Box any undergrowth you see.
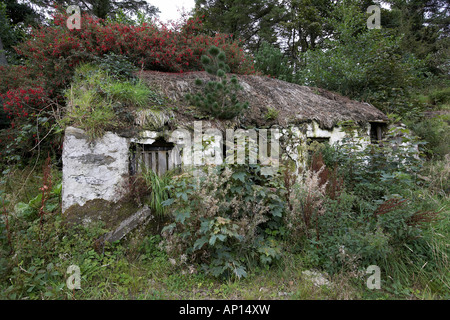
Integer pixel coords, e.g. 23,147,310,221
0,126,448,300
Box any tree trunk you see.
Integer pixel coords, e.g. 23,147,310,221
0,35,8,66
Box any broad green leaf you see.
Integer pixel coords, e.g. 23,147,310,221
209,234,217,246
233,266,247,279
51,183,62,196
175,210,190,224
232,172,246,183
29,194,43,208
193,237,208,250
161,198,174,207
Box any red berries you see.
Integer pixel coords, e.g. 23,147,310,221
0,87,46,120
16,11,255,76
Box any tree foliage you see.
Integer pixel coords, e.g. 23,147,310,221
295,1,424,115
186,46,249,119
382,0,450,75
194,0,285,51
0,0,38,65
28,0,160,20
278,0,334,61
254,42,294,82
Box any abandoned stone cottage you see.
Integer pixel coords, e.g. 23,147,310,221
61,71,389,216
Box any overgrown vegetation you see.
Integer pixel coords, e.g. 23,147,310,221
288,136,449,296
62,58,165,140
0,0,449,301
0,127,448,299
140,167,174,219
160,163,285,279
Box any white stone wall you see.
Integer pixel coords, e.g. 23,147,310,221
305,121,371,147
62,127,183,213
62,127,130,212
62,121,373,212
279,121,372,173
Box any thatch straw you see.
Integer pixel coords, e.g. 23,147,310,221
139,71,388,130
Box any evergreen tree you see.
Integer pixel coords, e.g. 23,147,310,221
278,0,333,62
254,42,294,82
186,46,249,119
194,0,285,51
0,0,38,65
29,0,159,20
295,0,422,115
383,0,450,75
3,0,38,25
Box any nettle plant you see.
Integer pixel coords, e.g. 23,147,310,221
186,46,249,119
161,163,285,279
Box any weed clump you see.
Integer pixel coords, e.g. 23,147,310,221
63,61,165,140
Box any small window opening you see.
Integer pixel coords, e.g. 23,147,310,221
130,138,175,176
307,137,330,145
307,137,330,158
370,122,386,143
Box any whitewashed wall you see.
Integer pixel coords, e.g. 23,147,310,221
62,121,373,212
62,127,130,212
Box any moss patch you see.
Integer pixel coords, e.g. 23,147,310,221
63,199,141,230
63,198,171,238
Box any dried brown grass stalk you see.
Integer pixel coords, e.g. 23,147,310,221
374,198,408,216
310,151,343,200
283,165,297,212
374,198,441,228
407,209,442,227
287,164,327,241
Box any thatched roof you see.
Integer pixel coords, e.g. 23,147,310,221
139,71,388,130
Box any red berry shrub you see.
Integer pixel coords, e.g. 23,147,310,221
1,87,47,120
0,66,37,92
0,83,53,165
15,10,255,93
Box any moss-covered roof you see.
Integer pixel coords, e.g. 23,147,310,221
139,71,389,130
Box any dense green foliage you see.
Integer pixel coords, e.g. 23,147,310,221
283,135,448,294
296,9,423,115
194,0,285,51
186,46,249,119
254,42,294,82
161,163,285,279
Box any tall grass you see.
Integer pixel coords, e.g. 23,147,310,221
103,80,151,108
141,167,173,219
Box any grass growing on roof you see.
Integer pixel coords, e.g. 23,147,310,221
63,63,164,140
